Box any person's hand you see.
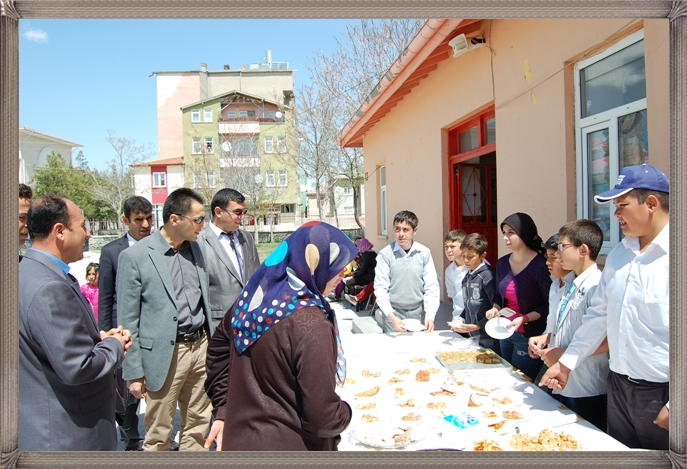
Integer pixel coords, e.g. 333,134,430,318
100,325,123,340
653,405,669,431
539,346,566,367
528,334,549,359
101,326,128,351
451,324,480,334
121,329,133,354
204,419,224,450
388,313,407,333
424,319,435,333
485,307,500,320
538,361,570,391
507,315,525,330
128,378,147,399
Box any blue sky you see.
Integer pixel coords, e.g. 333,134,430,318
19,19,356,170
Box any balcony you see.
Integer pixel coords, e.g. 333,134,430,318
218,121,260,135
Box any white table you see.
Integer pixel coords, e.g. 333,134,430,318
336,331,628,452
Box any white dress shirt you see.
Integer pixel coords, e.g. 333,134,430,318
559,223,669,383
544,271,576,335
445,262,468,320
209,221,243,277
374,241,440,321
126,232,138,247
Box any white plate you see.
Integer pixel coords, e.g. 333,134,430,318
485,317,515,339
447,319,464,328
402,318,426,332
349,422,428,449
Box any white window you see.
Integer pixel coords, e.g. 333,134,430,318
234,137,258,156
191,109,201,122
193,172,203,188
575,30,647,253
278,170,287,187
192,137,201,154
277,136,287,153
268,111,276,119
239,110,248,118
379,165,387,235
153,172,166,188
207,171,215,188
264,136,274,153
228,111,236,118
266,170,275,187
343,186,353,195
204,137,214,153
204,108,212,122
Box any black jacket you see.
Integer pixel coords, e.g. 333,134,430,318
461,262,499,346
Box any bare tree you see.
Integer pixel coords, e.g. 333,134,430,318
89,130,154,233
298,19,426,234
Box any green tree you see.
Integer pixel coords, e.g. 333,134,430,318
31,152,116,223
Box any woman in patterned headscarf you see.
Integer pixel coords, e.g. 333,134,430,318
205,221,358,451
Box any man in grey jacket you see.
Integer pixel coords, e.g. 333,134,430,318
197,188,260,336
19,196,130,450
117,188,212,451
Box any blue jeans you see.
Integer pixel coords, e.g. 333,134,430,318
499,332,542,381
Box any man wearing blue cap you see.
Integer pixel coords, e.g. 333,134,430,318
540,164,670,450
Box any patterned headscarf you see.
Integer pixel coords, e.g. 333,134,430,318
355,237,374,254
231,221,358,385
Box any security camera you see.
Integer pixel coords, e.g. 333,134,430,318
470,37,486,46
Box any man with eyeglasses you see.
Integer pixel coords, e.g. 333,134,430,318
117,188,213,451
197,188,260,336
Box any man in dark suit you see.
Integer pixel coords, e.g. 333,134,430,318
118,188,212,451
19,183,32,248
98,195,153,450
197,188,260,336
19,196,131,450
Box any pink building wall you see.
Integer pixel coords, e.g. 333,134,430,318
157,73,200,159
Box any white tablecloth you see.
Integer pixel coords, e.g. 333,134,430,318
336,331,628,452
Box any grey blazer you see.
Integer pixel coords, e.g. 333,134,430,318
117,231,211,393
197,226,260,336
19,249,123,451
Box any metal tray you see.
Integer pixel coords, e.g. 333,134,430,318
435,351,512,372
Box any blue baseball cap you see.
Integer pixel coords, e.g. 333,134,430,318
594,164,670,204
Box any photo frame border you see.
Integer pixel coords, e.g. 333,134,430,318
1,1,685,467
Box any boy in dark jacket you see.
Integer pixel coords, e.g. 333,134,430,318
450,233,499,350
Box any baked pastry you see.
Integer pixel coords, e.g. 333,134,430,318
509,429,581,451
488,420,508,431
355,402,377,410
398,399,415,408
427,367,441,374
395,369,411,375
473,439,503,451
482,411,498,420
388,377,403,384
427,402,447,409
430,389,456,396
362,369,382,378
361,414,379,423
400,413,422,421
468,393,483,407
502,410,525,420
492,396,513,405
409,358,426,363
355,385,380,397
415,370,430,382
344,377,357,385
469,384,494,394
394,387,406,397
392,428,413,446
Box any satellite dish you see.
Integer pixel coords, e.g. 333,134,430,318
275,111,283,119
221,141,232,152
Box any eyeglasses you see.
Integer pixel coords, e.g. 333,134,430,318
221,208,248,217
557,243,577,252
175,213,206,225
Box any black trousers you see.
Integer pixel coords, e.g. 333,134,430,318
554,393,607,433
607,371,669,450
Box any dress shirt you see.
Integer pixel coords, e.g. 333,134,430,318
126,232,138,247
559,223,669,383
28,248,70,274
209,222,243,278
445,262,468,319
164,241,204,335
374,241,440,321
544,271,576,335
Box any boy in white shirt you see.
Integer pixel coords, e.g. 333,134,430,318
541,164,670,449
443,229,467,321
530,220,608,431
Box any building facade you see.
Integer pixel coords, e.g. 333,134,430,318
132,156,185,229
20,126,82,184
339,19,669,289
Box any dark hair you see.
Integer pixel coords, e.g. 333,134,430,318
500,212,545,254
123,196,153,219
461,233,488,255
27,196,71,240
544,234,560,252
211,188,245,216
19,183,33,200
628,189,669,212
162,188,205,224
444,229,467,244
393,210,419,229
86,262,99,275
559,219,603,261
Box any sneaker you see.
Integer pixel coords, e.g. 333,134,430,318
344,294,358,306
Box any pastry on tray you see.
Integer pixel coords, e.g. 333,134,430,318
355,385,380,397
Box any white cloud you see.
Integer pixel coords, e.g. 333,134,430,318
24,28,48,44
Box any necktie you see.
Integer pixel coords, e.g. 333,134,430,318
227,232,245,281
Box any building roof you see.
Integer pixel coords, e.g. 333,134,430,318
180,90,290,110
338,19,482,148
133,156,184,167
19,126,82,147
